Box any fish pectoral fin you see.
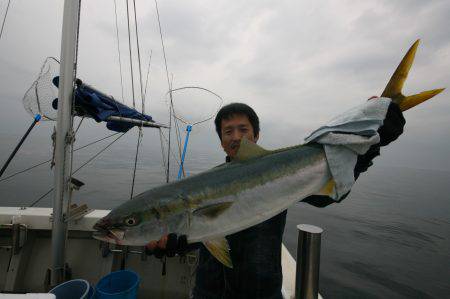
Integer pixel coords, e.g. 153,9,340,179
193,202,233,219
203,238,233,268
234,138,271,161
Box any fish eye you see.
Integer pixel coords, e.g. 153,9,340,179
124,216,139,227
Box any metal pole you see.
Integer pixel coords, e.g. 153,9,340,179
295,224,323,299
51,0,80,286
0,114,41,178
177,124,192,180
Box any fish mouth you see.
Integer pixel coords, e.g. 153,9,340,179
92,228,125,245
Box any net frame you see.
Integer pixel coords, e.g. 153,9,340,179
22,57,61,121
166,86,223,127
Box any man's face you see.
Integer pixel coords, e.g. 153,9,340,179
220,113,259,158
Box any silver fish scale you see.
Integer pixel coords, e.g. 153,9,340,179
115,145,331,245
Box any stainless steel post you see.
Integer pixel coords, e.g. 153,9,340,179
51,0,81,286
295,224,323,299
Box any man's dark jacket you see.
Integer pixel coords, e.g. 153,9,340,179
193,102,405,299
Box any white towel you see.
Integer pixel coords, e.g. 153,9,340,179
304,98,391,199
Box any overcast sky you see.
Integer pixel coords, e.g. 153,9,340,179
0,0,449,172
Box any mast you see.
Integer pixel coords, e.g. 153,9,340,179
51,0,81,286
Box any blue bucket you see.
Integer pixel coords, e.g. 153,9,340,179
49,279,93,299
95,270,140,299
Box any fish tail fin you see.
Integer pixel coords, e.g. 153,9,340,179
381,39,445,111
399,89,445,111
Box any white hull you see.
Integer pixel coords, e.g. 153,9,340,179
0,207,305,298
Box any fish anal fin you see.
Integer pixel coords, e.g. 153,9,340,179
316,179,335,196
235,138,270,161
193,202,233,219
204,238,233,268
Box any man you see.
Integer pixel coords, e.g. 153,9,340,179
148,100,405,298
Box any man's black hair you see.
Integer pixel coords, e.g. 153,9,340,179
214,103,259,141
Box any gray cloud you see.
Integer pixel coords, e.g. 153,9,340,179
0,0,449,173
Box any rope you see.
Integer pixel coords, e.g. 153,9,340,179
0,0,11,42
129,127,142,199
154,0,174,183
29,132,126,207
132,0,145,114
125,0,136,108
113,0,125,102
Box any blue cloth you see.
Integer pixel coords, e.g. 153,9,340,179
52,77,153,132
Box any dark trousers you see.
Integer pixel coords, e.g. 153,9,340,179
193,210,287,299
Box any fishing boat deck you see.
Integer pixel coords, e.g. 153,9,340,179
0,207,313,298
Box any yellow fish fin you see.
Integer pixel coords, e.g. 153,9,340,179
204,238,233,268
381,39,445,111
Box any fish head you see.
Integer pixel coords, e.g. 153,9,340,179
92,200,164,246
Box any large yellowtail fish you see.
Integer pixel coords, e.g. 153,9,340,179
93,40,444,268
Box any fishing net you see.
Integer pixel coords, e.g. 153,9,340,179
22,57,60,121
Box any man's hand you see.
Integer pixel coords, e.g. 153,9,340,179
145,233,188,258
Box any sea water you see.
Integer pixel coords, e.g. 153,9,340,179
0,134,449,298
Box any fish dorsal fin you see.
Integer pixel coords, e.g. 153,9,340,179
203,238,233,268
234,138,270,161
193,202,233,219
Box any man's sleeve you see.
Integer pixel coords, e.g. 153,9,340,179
301,101,405,208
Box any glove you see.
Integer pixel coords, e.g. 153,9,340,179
145,233,188,258
378,102,405,146
354,101,406,178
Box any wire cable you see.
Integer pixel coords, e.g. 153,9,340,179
158,128,167,171
0,132,120,183
29,132,126,207
158,129,182,168
74,117,85,134
0,0,12,42
154,0,174,183
143,50,153,102
113,0,125,102
125,0,136,108
132,0,145,114
168,74,183,161
129,127,142,199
